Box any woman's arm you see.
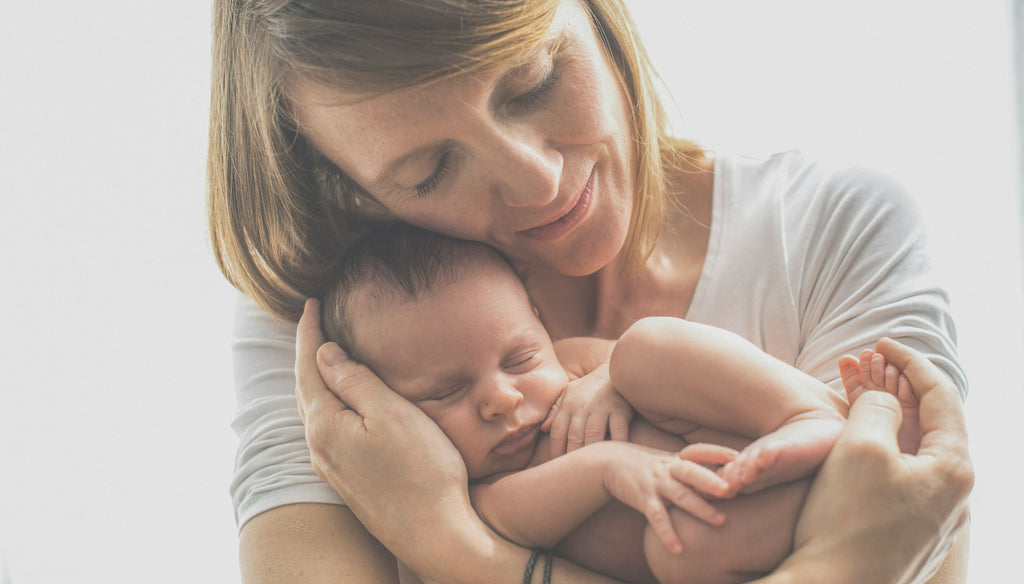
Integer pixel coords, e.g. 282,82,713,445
239,503,398,583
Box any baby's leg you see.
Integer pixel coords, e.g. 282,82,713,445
643,478,810,584
713,409,844,495
611,317,845,495
838,338,923,453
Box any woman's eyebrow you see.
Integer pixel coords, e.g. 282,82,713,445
494,32,569,92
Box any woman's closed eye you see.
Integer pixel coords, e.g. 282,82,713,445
413,150,454,198
508,67,561,112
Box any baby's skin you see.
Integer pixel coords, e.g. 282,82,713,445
838,338,924,454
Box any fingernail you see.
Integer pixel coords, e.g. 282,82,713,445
320,343,348,367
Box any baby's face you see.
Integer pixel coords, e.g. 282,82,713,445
351,263,568,479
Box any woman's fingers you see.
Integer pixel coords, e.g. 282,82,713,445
316,342,415,419
835,389,902,457
295,298,339,425
873,338,974,500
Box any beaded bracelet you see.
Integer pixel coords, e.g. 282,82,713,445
523,549,554,584
522,550,540,584
542,549,553,584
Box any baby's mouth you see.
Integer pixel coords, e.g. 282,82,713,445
493,423,541,456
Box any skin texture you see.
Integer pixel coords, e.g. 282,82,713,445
349,259,569,479
235,0,972,581
291,1,635,279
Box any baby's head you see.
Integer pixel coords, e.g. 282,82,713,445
320,224,568,479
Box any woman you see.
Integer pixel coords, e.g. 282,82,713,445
208,0,972,582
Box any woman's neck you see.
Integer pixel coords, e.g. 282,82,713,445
526,156,715,340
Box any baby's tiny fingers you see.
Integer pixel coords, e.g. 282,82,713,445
664,485,726,527
671,459,731,497
608,413,630,442
583,415,608,446
643,499,684,555
678,443,739,466
566,414,587,452
885,364,900,393
548,414,570,458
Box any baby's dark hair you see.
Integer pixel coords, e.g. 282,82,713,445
318,223,516,359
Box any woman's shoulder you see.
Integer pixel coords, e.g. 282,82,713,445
712,149,922,229
234,292,299,343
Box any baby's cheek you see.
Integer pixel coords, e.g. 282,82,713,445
536,368,570,405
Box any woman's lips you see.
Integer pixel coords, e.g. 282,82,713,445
493,424,541,457
520,171,594,242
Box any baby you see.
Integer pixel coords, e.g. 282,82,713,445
319,223,918,584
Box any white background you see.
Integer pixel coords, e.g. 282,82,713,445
1,1,1020,582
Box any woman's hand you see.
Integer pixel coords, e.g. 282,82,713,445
752,339,973,584
294,299,493,581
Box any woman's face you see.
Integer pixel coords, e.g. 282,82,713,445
291,0,636,276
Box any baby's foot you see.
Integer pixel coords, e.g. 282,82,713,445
838,341,922,453
717,411,844,495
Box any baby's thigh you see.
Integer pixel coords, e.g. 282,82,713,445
556,501,659,584
645,479,810,584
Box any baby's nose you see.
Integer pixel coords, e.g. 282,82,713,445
480,383,524,419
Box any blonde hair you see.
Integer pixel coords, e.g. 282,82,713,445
208,0,702,321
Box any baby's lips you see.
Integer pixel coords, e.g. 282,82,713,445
540,394,564,431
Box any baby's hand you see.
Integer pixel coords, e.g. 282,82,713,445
602,443,738,554
543,363,634,457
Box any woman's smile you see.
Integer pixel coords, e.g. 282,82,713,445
291,0,635,277
520,169,594,241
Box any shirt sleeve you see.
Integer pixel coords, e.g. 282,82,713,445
228,294,345,530
785,157,968,397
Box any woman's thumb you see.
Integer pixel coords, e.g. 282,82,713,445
840,390,902,455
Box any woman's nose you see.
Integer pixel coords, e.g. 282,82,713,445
478,381,525,420
487,131,563,209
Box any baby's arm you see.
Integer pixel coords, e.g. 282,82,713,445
470,441,736,554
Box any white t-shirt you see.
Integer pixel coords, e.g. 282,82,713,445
228,150,967,528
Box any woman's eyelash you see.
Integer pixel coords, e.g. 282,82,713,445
414,151,452,198
511,68,561,111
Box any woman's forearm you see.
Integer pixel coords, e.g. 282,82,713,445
239,503,400,584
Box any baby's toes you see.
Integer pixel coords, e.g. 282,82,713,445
869,353,888,390
884,364,901,395
839,357,866,401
